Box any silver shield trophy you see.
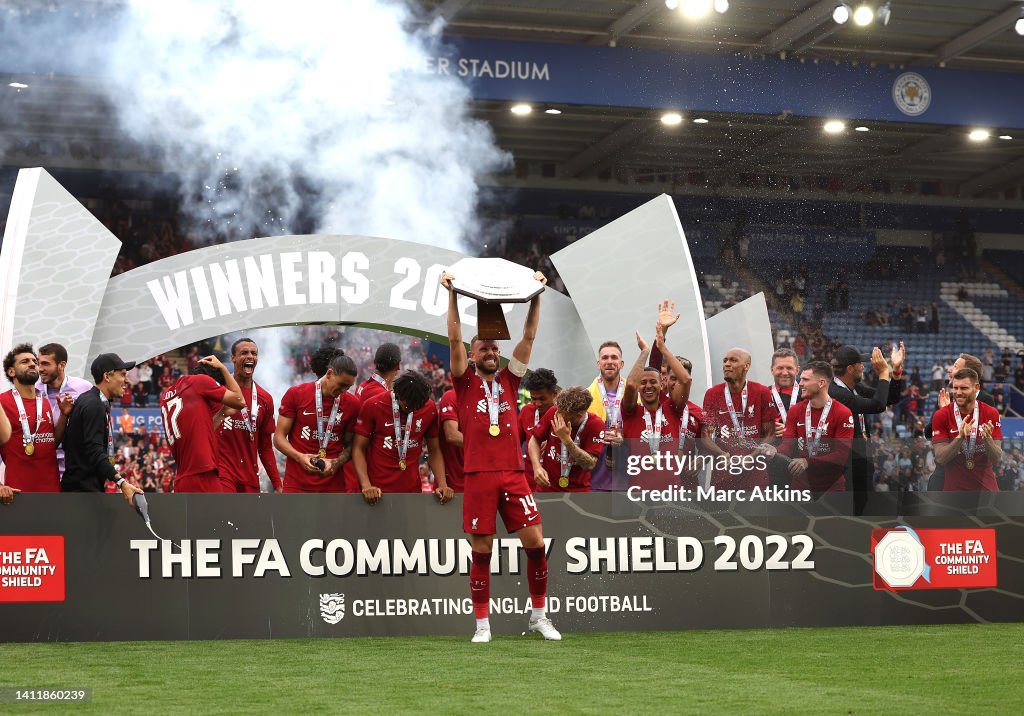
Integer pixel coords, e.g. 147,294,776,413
446,257,545,340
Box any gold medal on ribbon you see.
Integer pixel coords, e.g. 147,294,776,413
399,459,407,471
24,443,34,456
558,477,569,489
318,449,327,458
108,456,116,465
966,459,975,470
488,425,500,437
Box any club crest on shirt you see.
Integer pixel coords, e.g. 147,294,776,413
415,418,422,432
747,405,754,417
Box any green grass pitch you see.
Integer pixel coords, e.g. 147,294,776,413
1,623,1020,714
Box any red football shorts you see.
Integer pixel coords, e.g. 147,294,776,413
234,479,261,494
462,469,542,535
174,470,235,493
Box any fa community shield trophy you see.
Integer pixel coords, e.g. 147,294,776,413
446,257,545,340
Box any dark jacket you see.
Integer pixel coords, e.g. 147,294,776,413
829,375,903,494
62,386,117,492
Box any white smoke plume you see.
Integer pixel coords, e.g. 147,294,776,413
102,0,507,249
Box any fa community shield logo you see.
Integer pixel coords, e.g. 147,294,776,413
892,72,931,116
320,593,346,624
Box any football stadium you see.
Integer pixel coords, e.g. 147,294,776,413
1,1,1024,713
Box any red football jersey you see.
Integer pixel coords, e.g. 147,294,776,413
216,382,279,491
702,381,777,488
932,401,1002,492
354,392,438,492
159,375,227,480
533,407,605,492
621,396,683,451
355,376,388,402
0,390,60,492
279,381,360,491
518,402,548,446
452,369,524,474
438,389,464,491
780,399,854,492
343,376,388,492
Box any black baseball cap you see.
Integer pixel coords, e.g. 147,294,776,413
831,345,871,370
91,353,136,382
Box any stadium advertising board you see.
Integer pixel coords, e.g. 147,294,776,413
1,494,1021,641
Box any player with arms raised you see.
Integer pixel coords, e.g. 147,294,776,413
441,268,560,643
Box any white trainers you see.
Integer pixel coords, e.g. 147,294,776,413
528,616,562,641
471,626,492,643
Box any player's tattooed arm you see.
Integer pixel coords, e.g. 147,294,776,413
622,331,650,412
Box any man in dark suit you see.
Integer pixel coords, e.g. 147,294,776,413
62,353,144,504
829,342,906,507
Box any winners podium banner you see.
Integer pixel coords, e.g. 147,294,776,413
1,494,1022,642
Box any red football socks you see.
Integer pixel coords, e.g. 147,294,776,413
525,547,548,609
470,550,491,619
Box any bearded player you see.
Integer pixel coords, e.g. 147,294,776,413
441,269,560,643
353,371,452,502
932,367,1002,491
160,356,246,492
763,361,854,492
216,338,282,493
1,343,73,494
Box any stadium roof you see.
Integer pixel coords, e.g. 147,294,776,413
1,1,1023,199
428,0,1024,198
425,0,1024,73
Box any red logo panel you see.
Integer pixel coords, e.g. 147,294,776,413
0,536,66,602
872,527,997,591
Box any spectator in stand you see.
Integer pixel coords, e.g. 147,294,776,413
133,381,149,407
929,303,940,333
137,361,153,396
931,361,945,392
881,406,894,441
118,407,134,435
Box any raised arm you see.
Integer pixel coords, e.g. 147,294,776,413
200,356,246,410
622,332,650,413
655,325,691,411
441,272,468,379
511,272,547,367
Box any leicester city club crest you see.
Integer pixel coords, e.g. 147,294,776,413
892,72,931,116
